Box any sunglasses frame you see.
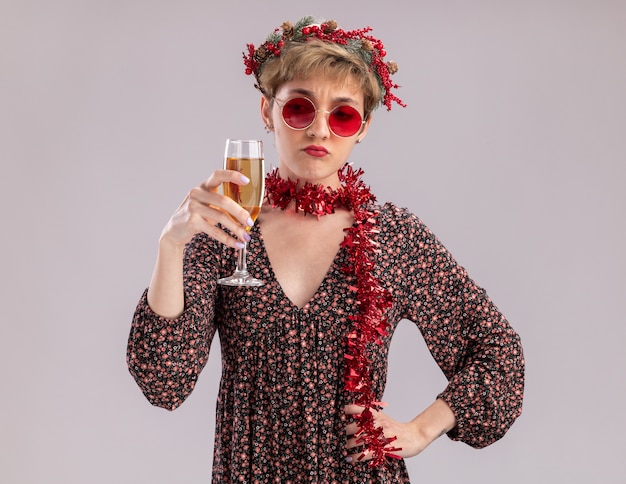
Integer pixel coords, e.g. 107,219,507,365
273,96,366,138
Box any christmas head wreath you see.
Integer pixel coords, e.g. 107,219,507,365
243,16,405,110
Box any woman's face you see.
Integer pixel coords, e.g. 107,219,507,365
260,72,371,188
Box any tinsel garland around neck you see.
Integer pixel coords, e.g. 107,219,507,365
264,165,402,466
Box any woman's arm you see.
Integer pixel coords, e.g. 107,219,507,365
373,205,525,450
345,398,457,462
146,169,254,319
126,169,254,409
402,212,525,448
126,235,218,410
147,238,186,319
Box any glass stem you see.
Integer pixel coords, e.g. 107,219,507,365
236,243,249,275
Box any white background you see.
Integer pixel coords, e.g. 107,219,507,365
1,0,625,482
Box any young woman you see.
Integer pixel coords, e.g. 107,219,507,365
127,16,525,483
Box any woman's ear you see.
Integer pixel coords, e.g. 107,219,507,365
260,96,274,130
355,114,373,144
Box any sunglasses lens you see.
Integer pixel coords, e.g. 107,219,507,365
280,97,363,137
329,105,363,137
282,98,316,129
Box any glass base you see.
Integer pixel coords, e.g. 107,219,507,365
218,271,264,287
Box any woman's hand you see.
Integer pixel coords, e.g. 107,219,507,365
160,169,255,250
146,169,256,318
344,404,426,464
344,399,456,464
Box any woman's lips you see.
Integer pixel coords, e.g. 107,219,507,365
303,145,329,157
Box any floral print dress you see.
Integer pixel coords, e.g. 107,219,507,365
127,203,525,483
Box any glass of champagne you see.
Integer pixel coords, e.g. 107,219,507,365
218,139,265,286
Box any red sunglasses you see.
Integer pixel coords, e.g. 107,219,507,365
274,97,365,137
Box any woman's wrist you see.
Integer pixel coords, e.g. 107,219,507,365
158,229,187,255
146,234,187,319
411,398,457,447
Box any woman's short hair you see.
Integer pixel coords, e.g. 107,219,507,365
258,40,382,119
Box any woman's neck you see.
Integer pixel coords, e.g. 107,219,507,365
264,167,353,218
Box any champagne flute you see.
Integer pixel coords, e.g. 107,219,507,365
218,139,265,286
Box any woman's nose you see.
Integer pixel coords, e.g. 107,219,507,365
306,109,331,139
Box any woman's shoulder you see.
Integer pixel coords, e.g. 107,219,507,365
374,201,423,230
373,201,441,245
375,201,413,218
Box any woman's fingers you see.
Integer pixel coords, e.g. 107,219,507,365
186,196,252,248
344,404,370,456
345,449,372,464
344,404,367,416
197,169,255,227
188,188,249,230
160,169,257,248
345,402,406,464
200,168,248,191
